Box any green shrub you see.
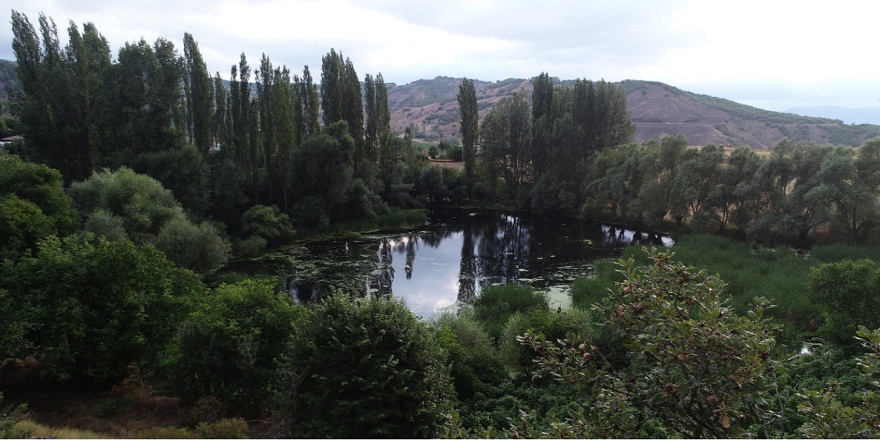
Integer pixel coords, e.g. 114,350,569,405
153,218,231,275
166,279,304,413
0,234,204,385
434,310,505,401
278,295,458,438
241,204,295,243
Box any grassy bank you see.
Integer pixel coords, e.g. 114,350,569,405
572,234,880,351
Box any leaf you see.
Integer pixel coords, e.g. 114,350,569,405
721,414,730,429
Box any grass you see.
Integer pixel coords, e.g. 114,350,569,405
570,234,880,351
473,284,549,341
5,419,106,439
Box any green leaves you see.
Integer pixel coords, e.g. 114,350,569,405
278,295,458,438
526,249,779,437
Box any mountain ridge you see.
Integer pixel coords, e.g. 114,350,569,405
388,77,880,148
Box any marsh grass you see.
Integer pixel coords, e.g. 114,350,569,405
473,284,549,341
7,419,105,439
571,234,880,349
571,258,623,309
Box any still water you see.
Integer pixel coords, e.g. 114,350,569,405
286,209,672,317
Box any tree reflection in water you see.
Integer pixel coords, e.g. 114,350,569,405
286,210,672,317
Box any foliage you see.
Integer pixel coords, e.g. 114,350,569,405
434,310,506,401
277,295,458,438
0,153,78,258
152,217,231,275
525,249,778,437
797,326,880,438
809,260,880,353
134,418,249,439
0,234,204,385
69,167,184,239
473,284,549,341
165,279,305,412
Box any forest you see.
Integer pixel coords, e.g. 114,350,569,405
4,10,880,438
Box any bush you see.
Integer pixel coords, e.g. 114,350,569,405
241,204,295,243
165,279,305,413
153,218,231,275
0,234,204,385
277,295,458,438
434,311,505,401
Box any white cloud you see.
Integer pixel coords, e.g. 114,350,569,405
1,0,879,109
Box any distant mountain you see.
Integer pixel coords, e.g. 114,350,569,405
388,77,880,148
786,105,880,125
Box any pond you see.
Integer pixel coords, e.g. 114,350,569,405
283,209,673,318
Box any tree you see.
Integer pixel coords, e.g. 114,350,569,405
458,78,479,193
479,92,531,201
0,153,78,258
530,72,554,179
69,167,230,274
183,33,213,156
0,234,204,385
166,279,305,413
152,217,231,275
277,295,458,438
525,249,778,437
808,259,880,353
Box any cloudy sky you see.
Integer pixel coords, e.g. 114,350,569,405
1,0,878,112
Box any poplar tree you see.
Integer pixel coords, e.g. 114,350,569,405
457,78,478,192
183,33,213,156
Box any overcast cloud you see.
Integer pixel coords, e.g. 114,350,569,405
1,0,878,112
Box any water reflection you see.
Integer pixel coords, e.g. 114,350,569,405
287,210,673,317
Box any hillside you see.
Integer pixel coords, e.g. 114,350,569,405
388,77,880,148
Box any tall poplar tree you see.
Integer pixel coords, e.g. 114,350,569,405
457,78,478,192
183,33,213,156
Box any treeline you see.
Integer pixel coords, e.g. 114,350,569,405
8,11,434,246
465,73,880,245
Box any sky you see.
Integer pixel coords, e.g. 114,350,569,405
2,0,879,113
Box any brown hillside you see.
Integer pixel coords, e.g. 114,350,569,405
388,77,880,148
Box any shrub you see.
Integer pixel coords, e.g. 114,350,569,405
0,234,204,385
241,204,295,243
434,310,505,401
165,279,305,413
277,295,458,438
153,218,231,275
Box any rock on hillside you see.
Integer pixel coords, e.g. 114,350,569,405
387,76,880,148
387,76,531,141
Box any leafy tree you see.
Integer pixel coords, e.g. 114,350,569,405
241,204,295,243
480,92,531,201
798,326,880,438
69,167,184,239
808,259,880,353
166,279,305,413
0,153,78,257
525,250,778,437
277,295,458,438
458,78,479,193
806,146,879,241
152,217,231,275
0,234,204,384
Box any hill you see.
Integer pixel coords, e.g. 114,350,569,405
388,77,880,148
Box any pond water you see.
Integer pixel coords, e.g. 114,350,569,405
285,209,673,317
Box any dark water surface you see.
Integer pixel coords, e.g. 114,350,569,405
286,209,672,317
